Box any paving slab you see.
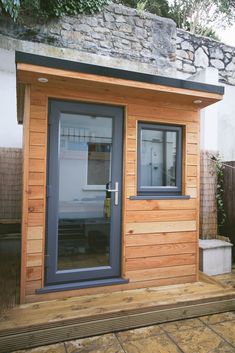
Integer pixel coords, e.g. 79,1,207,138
116,325,163,343
167,325,235,353
121,334,182,353
199,311,235,325
209,320,235,346
65,333,124,353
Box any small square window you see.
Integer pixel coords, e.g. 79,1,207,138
138,122,182,195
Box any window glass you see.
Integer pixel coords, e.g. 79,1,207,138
138,123,182,194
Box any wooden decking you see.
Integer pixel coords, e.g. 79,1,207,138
0,273,235,352
214,269,235,288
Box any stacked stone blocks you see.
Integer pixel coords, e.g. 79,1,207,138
176,29,235,85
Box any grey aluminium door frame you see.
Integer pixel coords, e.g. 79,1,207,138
46,99,124,286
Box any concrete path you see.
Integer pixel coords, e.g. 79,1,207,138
13,311,235,353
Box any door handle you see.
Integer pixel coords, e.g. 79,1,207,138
107,182,119,206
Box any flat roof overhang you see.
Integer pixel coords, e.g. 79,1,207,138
16,51,224,123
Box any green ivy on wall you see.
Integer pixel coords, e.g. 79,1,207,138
210,154,226,235
39,0,110,17
0,0,109,21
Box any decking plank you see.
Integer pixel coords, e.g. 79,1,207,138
1,277,234,336
0,296,234,353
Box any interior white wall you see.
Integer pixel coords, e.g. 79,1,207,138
0,48,22,148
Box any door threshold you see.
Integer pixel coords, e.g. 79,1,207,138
36,277,129,294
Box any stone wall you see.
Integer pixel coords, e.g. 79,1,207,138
176,29,235,85
0,3,176,77
1,3,235,85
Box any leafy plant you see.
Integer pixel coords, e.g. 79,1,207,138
0,0,20,21
210,154,226,234
136,1,147,12
196,26,221,41
114,0,170,17
0,0,109,21
39,0,109,17
168,0,235,38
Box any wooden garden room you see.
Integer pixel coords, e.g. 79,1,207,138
1,51,234,352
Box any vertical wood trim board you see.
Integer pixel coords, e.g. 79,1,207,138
22,87,48,301
20,85,31,304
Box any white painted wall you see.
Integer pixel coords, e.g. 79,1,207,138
0,48,22,148
188,68,219,152
217,84,235,161
178,67,235,162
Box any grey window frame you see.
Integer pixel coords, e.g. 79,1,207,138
137,122,183,196
45,99,124,286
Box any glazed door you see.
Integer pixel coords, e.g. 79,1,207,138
46,100,123,286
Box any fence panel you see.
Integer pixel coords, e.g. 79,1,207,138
222,161,235,263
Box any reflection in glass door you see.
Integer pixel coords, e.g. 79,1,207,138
58,114,112,270
46,100,123,286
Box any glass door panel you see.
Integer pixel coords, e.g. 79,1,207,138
46,100,123,285
58,114,112,271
